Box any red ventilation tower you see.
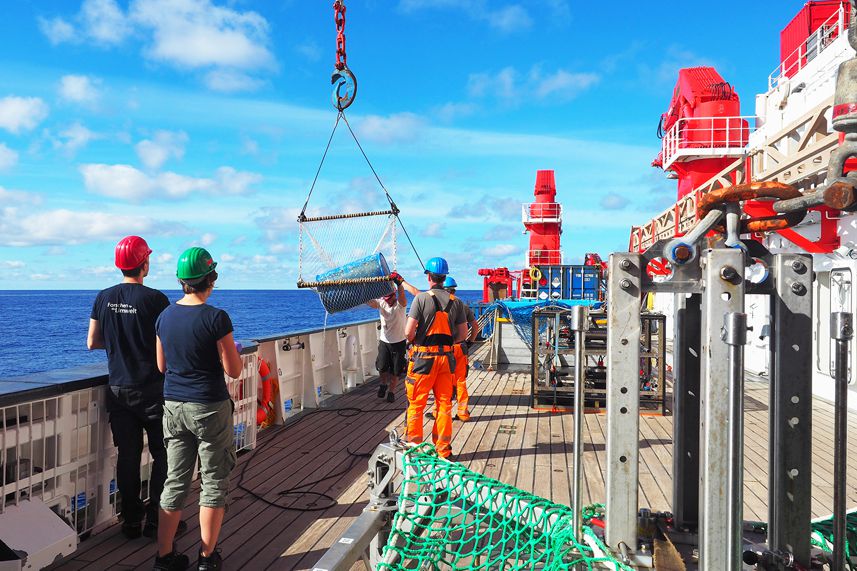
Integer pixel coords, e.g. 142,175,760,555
524,170,563,266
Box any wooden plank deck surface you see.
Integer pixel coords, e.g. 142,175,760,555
48,345,857,570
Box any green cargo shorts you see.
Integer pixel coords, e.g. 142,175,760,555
160,399,236,510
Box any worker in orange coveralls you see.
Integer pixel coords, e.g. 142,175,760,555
442,276,479,421
403,257,468,459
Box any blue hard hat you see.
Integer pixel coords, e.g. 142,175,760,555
443,276,457,289
424,257,449,275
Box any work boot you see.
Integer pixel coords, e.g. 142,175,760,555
152,551,190,571
197,549,223,571
425,411,434,419
144,517,188,539
377,384,387,399
455,411,470,422
386,390,395,403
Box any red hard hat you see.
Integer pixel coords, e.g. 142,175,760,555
115,236,152,270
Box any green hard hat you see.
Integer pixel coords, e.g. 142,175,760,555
176,247,217,282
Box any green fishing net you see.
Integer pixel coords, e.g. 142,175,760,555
810,509,857,569
378,444,632,570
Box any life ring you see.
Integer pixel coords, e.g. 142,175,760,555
529,267,542,282
257,358,278,428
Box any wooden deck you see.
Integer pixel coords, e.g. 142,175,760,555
49,347,857,570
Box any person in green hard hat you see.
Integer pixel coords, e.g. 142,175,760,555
153,247,242,571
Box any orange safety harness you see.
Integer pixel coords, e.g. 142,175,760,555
412,291,456,354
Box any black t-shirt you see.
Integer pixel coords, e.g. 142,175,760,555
90,283,170,388
156,303,233,403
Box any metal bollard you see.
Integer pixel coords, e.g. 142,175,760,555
570,305,590,543
722,312,748,571
830,312,852,571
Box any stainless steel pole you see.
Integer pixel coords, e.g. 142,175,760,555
570,305,590,543
831,312,852,571
722,312,747,570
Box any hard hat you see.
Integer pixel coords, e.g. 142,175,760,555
176,247,218,282
443,276,457,289
115,236,152,270
424,257,449,275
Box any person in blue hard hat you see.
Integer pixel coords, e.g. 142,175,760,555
403,257,468,459
443,276,479,421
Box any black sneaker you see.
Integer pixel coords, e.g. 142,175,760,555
386,390,395,403
121,520,142,539
197,549,223,571
153,551,190,571
144,518,188,538
425,411,434,419
377,384,387,398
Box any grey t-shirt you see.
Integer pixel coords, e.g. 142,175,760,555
408,287,467,345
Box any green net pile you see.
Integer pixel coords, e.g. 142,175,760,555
378,445,632,570
810,509,857,569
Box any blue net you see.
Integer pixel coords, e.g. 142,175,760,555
315,252,395,314
479,300,603,350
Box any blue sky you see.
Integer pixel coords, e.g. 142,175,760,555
0,0,808,289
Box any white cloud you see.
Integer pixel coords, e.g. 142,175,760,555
601,192,630,210
240,137,259,155
399,1,531,33
533,69,599,100
29,273,52,280
55,122,98,155
487,5,531,33
135,130,188,170
0,187,41,205
82,0,132,45
0,144,18,172
2,260,25,269
130,0,274,69
58,75,101,104
469,66,599,104
481,244,522,257
204,69,265,93
0,204,157,247
38,17,75,45
435,102,477,123
156,252,174,263
39,0,275,92
357,113,424,145
0,96,49,133
80,163,262,201
220,253,236,262
200,232,216,246
420,222,446,237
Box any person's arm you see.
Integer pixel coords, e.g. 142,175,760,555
396,283,406,307
454,322,468,344
405,317,418,343
218,332,243,379
401,280,420,297
87,319,104,350
156,336,166,373
467,319,479,342
366,299,380,309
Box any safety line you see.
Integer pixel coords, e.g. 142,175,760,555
299,111,343,219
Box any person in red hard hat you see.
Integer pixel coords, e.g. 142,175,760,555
88,236,185,541
366,273,408,403
403,257,468,460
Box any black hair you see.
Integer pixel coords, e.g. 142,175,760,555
180,270,218,294
121,261,146,278
446,287,456,294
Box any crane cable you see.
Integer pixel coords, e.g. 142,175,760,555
297,0,425,270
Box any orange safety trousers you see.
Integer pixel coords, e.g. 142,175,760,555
406,351,454,457
452,343,469,421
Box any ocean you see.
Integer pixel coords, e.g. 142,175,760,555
0,289,484,379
